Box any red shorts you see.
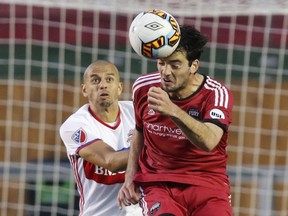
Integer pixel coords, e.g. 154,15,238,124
138,182,233,216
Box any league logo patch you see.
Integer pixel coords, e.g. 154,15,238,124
210,108,225,119
72,128,87,144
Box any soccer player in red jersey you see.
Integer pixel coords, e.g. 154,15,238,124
118,26,234,216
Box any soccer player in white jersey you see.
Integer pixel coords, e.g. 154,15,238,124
60,60,142,216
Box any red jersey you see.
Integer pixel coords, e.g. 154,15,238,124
132,72,234,192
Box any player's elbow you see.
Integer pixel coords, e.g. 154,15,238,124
105,159,120,173
105,155,127,173
199,144,215,152
200,126,222,151
203,143,217,152
106,164,120,173
197,138,219,152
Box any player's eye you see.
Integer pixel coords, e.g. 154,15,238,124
91,78,100,84
157,61,165,66
106,77,114,82
171,64,180,69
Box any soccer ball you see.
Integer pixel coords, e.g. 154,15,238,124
129,9,181,59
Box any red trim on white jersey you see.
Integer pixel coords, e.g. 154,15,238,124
88,106,121,129
69,154,84,215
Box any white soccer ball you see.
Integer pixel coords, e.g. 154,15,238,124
129,9,181,59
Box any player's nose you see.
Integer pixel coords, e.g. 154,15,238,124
162,65,172,76
99,80,108,88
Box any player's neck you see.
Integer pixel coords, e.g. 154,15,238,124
170,73,204,99
89,103,119,122
192,73,204,90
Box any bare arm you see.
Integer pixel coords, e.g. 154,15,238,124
78,140,129,173
170,109,223,151
118,129,143,207
124,129,143,182
147,86,223,151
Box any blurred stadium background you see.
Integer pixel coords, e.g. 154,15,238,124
0,0,287,215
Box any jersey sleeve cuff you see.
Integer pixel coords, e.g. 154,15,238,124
203,119,227,132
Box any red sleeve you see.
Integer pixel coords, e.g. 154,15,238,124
203,86,234,131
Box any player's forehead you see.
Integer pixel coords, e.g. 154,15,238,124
88,69,116,77
84,62,119,79
158,51,186,63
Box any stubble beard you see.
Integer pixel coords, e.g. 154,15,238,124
161,84,177,93
99,101,112,108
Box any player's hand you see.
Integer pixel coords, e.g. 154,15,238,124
117,179,141,208
147,86,178,116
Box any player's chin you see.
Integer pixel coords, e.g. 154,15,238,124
161,84,175,92
99,101,112,108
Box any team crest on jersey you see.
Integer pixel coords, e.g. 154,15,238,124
72,128,87,144
188,108,201,119
210,108,225,119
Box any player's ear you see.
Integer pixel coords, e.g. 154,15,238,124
82,83,88,97
118,82,123,96
190,59,199,74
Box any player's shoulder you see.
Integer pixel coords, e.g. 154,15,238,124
132,72,161,97
60,104,89,127
70,104,89,118
118,100,133,109
118,100,134,114
204,75,232,93
202,75,234,108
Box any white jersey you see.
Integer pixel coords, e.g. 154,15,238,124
60,101,141,216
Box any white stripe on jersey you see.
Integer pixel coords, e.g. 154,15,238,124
132,73,161,99
205,76,229,108
134,72,160,82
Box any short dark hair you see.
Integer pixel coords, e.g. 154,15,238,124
176,26,208,66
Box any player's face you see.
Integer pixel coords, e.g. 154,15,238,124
82,65,123,108
157,51,197,98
